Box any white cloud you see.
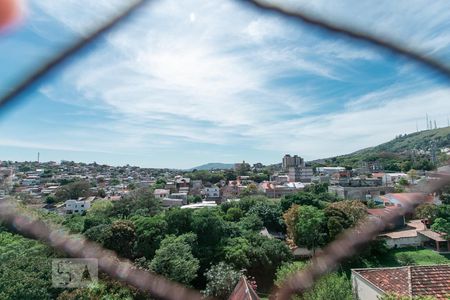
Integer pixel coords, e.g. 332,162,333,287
20,0,450,167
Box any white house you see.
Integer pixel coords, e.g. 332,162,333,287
65,199,91,214
202,186,220,199
382,173,407,185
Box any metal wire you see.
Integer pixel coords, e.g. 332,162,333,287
0,0,148,111
239,0,450,81
1,1,450,299
0,200,205,300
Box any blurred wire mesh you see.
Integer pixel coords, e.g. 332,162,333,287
1,0,450,299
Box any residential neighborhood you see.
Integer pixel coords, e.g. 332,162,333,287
1,150,449,299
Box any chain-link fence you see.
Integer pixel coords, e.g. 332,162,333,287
1,1,450,299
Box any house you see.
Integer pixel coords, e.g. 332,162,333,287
228,276,259,300
168,192,188,204
153,189,170,199
259,181,305,198
181,201,217,209
328,185,395,200
202,186,220,199
377,220,426,249
368,208,405,230
376,218,450,251
175,176,190,191
65,199,91,214
352,265,450,300
288,166,313,183
383,193,440,207
419,230,450,252
382,173,408,185
162,198,184,207
316,166,345,175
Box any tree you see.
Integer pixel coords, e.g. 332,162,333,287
240,183,258,197
0,231,58,300
45,195,57,204
247,202,284,232
165,208,193,235
84,224,112,245
109,188,161,218
398,177,409,186
431,217,450,238
203,262,243,300
222,237,252,268
326,200,367,226
397,253,416,266
191,209,226,247
96,188,106,198
281,192,322,212
237,214,264,232
275,262,352,300
133,214,168,259
55,180,91,201
245,234,292,290
414,203,439,222
408,169,418,184
293,205,326,250
150,234,200,285
225,207,243,222
104,220,136,258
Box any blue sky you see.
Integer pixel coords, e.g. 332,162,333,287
0,0,450,169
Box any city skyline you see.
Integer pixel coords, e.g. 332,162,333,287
1,0,450,168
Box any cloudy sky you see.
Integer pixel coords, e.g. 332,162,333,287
0,0,450,168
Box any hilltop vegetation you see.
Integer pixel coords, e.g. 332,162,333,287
315,127,450,171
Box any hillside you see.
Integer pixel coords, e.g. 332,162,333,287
313,127,450,171
189,162,234,170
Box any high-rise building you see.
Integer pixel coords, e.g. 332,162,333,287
282,154,305,171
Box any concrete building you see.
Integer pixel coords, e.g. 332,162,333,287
288,167,314,183
65,199,91,214
382,172,408,185
202,186,220,199
316,166,345,175
282,154,305,171
162,198,184,207
154,189,170,199
167,192,188,204
328,185,395,200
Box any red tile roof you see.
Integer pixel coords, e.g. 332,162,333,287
353,265,450,299
228,276,260,300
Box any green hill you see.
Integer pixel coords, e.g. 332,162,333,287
188,162,234,171
314,127,450,172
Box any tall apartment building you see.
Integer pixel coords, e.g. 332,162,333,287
288,166,314,183
282,154,305,171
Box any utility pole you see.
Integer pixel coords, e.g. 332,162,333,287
434,120,437,129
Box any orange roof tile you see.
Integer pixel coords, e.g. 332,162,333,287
353,265,450,299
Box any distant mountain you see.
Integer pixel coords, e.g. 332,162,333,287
189,163,234,171
311,127,450,170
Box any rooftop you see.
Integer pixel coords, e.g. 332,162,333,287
353,265,450,299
